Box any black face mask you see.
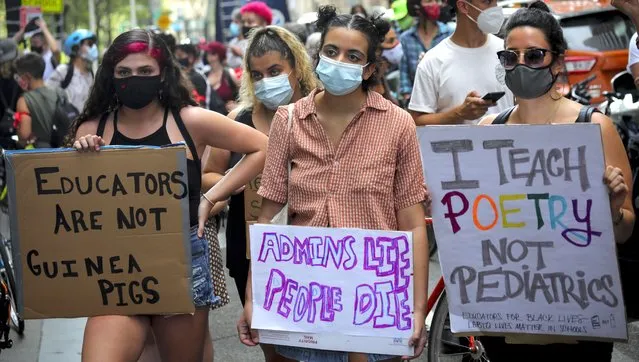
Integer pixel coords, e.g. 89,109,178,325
242,26,255,38
114,76,162,109
177,57,190,68
30,46,43,54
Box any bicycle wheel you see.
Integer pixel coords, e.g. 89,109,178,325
0,243,23,336
428,290,485,362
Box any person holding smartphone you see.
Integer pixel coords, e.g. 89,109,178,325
409,0,514,125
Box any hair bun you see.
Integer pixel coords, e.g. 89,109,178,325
371,16,391,40
316,5,338,32
527,0,551,13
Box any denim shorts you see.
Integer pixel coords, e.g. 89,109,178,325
274,346,398,362
190,225,219,307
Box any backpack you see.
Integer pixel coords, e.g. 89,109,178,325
50,91,79,147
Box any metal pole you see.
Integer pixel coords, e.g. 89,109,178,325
130,0,138,28
88,0,96,33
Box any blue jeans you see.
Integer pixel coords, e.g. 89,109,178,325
189,225,218,307
275,345,397,362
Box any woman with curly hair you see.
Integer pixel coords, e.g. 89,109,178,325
201,25,318,361
70,29,267,362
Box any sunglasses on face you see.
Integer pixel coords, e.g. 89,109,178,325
497,48,555,70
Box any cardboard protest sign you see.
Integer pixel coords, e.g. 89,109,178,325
250,224,414,355
420,125,627,342
5,146,194,319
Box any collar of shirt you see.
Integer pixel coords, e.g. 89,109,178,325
404,21,451,50
297,88,390,120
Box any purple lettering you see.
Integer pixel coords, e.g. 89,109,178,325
263,268,285,310
258,233,281,262
373,281,397,328
441,191,469,233
354,284,376,325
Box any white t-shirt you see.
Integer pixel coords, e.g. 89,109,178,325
408,34,514,125
627,33,639,74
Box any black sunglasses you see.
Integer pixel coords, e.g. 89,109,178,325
497,48,556,70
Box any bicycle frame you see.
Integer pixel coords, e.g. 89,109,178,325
426,277,477,353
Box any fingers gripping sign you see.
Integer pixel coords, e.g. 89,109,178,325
74,134,105,152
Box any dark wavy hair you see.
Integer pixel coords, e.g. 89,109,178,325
66,29,196,144
504,1,567,57
315,5,390,91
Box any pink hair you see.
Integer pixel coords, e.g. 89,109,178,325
123,41,164,61
240,1,273,25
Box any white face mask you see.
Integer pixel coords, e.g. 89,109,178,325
382,43,404,66
464,2,505,34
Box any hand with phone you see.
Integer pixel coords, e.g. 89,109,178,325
454,91,497,121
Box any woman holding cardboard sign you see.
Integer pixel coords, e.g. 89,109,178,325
69,29,268,362
479,2,634,360
204,6,430,362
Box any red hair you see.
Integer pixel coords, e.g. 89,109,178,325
204,41,226,62
240,1,273,25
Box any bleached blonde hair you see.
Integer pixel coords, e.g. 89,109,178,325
239,25,318,109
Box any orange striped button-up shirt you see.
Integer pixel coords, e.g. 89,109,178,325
258,89,426,230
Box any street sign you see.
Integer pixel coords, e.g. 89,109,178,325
22,0,64,14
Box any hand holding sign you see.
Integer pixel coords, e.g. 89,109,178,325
604,165,628,217
403,311,428,360
74,134,105,152
237,300,259,347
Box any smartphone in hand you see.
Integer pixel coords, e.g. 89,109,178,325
482,92,506,102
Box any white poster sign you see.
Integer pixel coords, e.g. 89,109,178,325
420,124,627,341
250,224,415,355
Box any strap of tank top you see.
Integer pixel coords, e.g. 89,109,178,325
577,106,599,123
491,106,516,124
170,107,201,171
96,112,109,137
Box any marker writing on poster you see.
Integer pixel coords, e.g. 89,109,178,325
257,233,412,330
431,140,601,247
25,250,160,306
33,167,188,234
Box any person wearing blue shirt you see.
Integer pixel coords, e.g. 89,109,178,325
399,0,453,103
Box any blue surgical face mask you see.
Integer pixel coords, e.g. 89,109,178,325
229,22,240,38
316,54,367,96
83,44,98,62
254,73,294,110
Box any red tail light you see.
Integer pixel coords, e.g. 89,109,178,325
564,56,597,74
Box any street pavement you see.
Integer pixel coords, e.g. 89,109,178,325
2,233,639,361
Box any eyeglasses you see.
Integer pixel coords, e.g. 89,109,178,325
497,48,555,70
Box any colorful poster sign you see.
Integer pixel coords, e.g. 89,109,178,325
420,124,627,341
250,224,415,355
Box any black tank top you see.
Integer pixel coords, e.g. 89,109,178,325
97,107,201,227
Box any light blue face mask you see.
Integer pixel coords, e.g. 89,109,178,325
254,73,294,110
83,44,98,62
229,22,240,38
316,54,368,96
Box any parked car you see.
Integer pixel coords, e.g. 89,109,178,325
500,0,635,103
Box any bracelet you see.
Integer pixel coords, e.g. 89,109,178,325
201,193,215,206
613,208,624,226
